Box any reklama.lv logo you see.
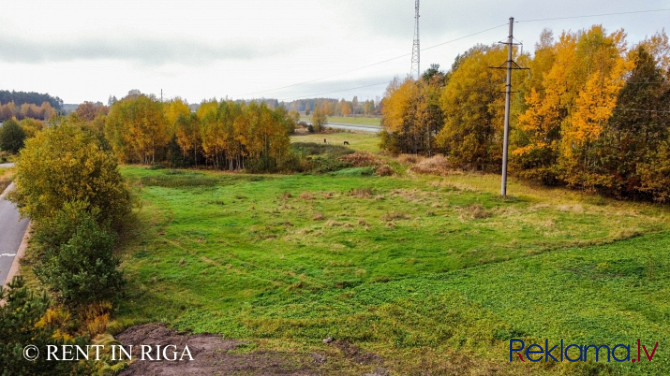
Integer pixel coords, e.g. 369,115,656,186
510,339,659,363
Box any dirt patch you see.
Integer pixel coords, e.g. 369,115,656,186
331,340,383,366
116,323,317,376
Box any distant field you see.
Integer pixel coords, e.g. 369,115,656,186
290,131,380,153
114,165,670,375
301,116,381,127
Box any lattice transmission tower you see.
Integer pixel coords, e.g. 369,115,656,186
410,0,420,79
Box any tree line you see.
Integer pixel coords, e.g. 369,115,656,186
381,26,670,202
0,101,58,122
284,97,379,117
0,90,63,110
104,95,296,172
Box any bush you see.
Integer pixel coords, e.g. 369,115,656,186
12,123,132,228
34,203,123,308
0,276,82,376
0,118,26,154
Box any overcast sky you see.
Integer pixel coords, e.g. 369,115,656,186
1,0,669,104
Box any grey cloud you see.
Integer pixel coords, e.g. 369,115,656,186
0,35,286,65
343,0,666,43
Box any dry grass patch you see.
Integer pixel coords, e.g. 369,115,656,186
325,220,341,227
383,212,411,221
410,155,454,176
312,213,325,221
322,191,337,199
397,153,424,165
298,191,315,200
458,204,492,220
338,152,381,167
348,188,374,199
375,164,394,176
557,203,585,213
390,188,435,203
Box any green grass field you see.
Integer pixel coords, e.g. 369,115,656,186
301,116,382,127
291,131,380,153
114,161,670,375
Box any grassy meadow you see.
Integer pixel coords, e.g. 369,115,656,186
112,136,670,375
300,116,382,127
326,116,381,126
291,131,380,153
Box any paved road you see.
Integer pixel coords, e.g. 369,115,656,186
0,164,29,286
325,122,382,133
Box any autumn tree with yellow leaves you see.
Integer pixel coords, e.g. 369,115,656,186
435,45,511,170
380,64,446,156
380,25,670,201
105,94,169,164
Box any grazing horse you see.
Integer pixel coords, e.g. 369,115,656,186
343,141,350,145
324,138,327,144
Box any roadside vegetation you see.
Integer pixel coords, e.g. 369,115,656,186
0,167,12,193
2,122,131,375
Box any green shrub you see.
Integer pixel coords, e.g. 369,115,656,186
0,276,82,376
0,118,26,154
34,203,123,308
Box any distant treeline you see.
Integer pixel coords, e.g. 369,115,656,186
282,97,380,116
381,26,670,202
0,90,63,110
104,95,295,172
0,101,58,122
0,90,63,122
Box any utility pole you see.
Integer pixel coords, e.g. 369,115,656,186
501,17,513,197
492,17,527,197
410,0,420,79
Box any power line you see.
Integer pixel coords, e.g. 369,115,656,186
248,8,670,102
422,23,508,52
245,23,509,99
280,81,389,102
518,8,670,23
245,7,668,101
